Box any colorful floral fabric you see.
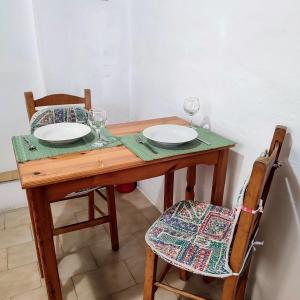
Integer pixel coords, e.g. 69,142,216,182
145,200,240,277
30,106,88,133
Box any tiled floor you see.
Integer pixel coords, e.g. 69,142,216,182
0,189,223,299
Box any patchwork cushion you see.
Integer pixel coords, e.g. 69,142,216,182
145,200,240,277
30,106,88,134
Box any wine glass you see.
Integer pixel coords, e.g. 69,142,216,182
183,97,200,127
88,109,108,147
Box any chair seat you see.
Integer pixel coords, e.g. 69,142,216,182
145,200,239,278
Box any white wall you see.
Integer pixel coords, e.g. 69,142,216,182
0,0,45,211
1,1,300,298
130,1,300,299
32,0,131,124
0,0,131,211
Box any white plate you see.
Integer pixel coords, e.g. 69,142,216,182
143,124,198,146
34,123,91,144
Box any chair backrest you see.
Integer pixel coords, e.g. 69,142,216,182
230,125,287,273
24,89,92,120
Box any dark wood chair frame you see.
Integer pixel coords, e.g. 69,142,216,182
143,125,287,300
24,89,119,277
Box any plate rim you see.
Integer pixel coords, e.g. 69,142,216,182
142,124,197,145
33,122,91,143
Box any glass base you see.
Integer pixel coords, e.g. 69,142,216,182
92,139,108,148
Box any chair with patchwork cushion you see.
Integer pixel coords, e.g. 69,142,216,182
24,89,119,276
143,125,286,300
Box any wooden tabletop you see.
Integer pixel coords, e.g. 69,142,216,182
17,116,234,189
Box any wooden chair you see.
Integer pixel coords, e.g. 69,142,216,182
143,125,286,300
24,89,119,276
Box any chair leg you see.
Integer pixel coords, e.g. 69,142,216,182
222,276,239,300
106,185,119,251
88,191,95,220
144,247,158,300
236,263,251,300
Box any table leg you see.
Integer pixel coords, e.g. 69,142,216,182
29,188,62,300
27,192,44,278
164,172,174,210
88,191,95,220
106,185,119,251
185,166,196,201
179,166,197,281
211,149,229,206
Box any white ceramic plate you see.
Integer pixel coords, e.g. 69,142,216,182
143,124,198,146
34,123,91,144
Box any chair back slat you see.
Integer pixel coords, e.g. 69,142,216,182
24,89,91,120
229,126,286,273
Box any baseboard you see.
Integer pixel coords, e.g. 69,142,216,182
0,170,19,183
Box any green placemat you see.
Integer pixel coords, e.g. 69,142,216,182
120,127,235,161
12,128,122,163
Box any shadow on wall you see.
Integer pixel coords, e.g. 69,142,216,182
247,133,300,300
146,147,245,210
223,150,245,207
194,149,245,207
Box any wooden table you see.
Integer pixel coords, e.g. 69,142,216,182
16,116,234,300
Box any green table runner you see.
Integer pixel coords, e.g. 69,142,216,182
12,129,122,163
120,127,235,161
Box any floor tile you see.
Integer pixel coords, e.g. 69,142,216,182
51,197,88,218
59,225,108,253
73,261,135,299
4,208,31,228
0,191,161,300
122,228,148,245
155,287,182,299
103,224,148,252
111,212,150,237
75,209,102,223
61,278,79,300
8,241,37,269
90,231,145,267
53,236,65,258
95,194,109,215
58,248,97,280
75,193,109,223
115,194,139,214
28,230,64,259
140,206,161,223
0,225,32,249
124,255,146,284
0,263,41,298
165,271,223,300
111,283,143,300
53,212,78,228
119,189,152,210
111,282,181,300
0,248,7,272
12,279,78,300
125,254,167,284
0,214,4,230
12,286,47,300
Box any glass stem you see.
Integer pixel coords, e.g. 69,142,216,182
96,128,101,142
189,116,193,128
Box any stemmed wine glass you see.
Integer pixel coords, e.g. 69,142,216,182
88,109,108,148
183,97,200,128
